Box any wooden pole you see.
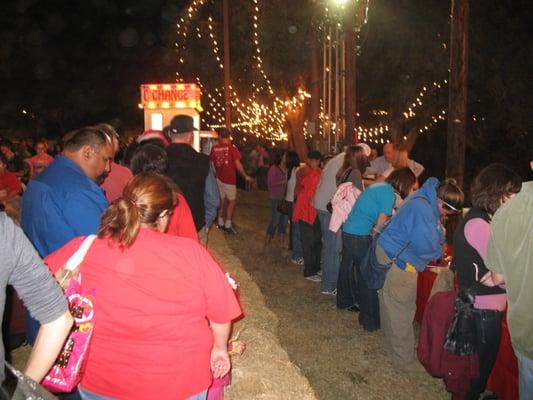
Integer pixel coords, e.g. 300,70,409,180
446,0,469,188
345,28,357,145
310,39,320,140
223,0,231,130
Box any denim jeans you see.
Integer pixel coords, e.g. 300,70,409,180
317,210,342,292
466,309,502,400
299,219,322,277
24,310,39,345
266,199,288,238
356,244,381,331
78,387,113,400
79,387,207,400
288,201,303,260
337,233,371,309
516,350,533,400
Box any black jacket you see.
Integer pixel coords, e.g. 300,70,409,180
166,143,211,231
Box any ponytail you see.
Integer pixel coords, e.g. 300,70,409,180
97,172,174,247
98,198,142,247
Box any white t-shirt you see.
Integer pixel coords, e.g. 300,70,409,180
285,164,304,202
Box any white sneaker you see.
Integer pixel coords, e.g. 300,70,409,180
321,289,337,296
305,274,321,282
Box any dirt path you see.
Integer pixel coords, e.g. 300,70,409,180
11,189,449,399
219,189,449,400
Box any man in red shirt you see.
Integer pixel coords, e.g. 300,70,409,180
27,139,54,178
210,128,252,233
0,153,22,206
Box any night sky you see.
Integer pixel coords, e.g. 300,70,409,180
0,0,531,177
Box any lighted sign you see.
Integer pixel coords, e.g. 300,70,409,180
140,83,202,111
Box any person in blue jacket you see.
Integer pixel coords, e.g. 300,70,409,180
376,177,463,371
22,126,113,346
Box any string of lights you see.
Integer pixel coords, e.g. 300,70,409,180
175,1,449,145
346,78,450,144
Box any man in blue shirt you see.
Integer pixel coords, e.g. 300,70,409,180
21,126,113,343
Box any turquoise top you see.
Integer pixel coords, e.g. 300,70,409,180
343,182,396,236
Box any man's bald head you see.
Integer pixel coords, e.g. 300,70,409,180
383,143,395,163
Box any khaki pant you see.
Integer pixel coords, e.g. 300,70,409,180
378,264,418,368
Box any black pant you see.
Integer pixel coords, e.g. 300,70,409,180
299,219,322,277
466,309,502,400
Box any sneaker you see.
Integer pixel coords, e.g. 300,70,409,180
321,289,337,296
291,257,304,265
347,304,360,312
305,274,321,282
223,226,237,234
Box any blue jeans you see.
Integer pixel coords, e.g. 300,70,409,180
337,233,371,309
288,201,303,260
78,388,112,400
357,240,383,331
266,199,288,238
24,309,39,345
516,350,533,400
317,210,342,292
79,387,207,400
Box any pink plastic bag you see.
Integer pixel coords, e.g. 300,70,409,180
41,278,96,393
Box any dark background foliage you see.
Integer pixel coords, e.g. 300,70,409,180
0,0,531,179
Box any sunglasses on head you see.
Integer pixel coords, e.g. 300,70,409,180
441,199,460,214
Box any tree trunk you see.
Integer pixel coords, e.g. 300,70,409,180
286,104,309,162
446,0,469,188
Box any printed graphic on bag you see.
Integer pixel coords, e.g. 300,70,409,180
41,280,96,393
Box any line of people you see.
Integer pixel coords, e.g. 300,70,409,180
264,142,532,398
1,116,245,400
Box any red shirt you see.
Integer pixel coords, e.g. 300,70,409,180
167,193,199,241
0,169,22,195
27,153,54,178
45,229,242,400
100,162,133,203
292,166,321,225
210,143,241,185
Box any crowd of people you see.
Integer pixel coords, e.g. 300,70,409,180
0,117,532,399
262,142,532,399
1,116,244,400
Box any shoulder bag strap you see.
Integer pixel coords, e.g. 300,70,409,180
58,234,97,288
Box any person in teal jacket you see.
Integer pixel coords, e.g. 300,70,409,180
376,177,463,371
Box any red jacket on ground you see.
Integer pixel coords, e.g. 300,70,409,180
418,289,479,399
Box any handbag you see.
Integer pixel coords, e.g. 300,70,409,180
2,362,58,400
326,167,353,213
359,237,391,290
41,235,97,393
443,290,477,356
359,222,410,290
276,199,290,215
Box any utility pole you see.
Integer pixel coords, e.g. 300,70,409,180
223,0,232,130
446,0,469,188
344,27,357,144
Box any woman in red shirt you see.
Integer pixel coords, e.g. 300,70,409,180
130,143,198,241
45,173,242,400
